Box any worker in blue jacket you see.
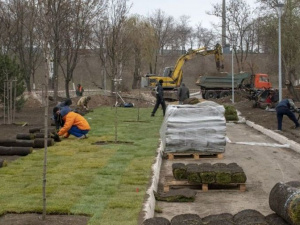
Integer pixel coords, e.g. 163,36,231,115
275,96,300,131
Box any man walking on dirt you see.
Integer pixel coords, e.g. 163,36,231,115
275,95,300,131
178,83,190,104
151,79,166,117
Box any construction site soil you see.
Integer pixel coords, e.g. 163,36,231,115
0,92,300,225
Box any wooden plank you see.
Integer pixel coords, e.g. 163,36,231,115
163,179,246,192
166,152,223,160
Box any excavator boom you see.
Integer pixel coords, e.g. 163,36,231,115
143,43,224,100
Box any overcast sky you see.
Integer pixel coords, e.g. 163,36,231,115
129,0,258,29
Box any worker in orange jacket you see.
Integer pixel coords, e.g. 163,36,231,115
54,106,90,139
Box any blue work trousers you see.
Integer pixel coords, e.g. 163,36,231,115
68,126,89,137
276,107,299,130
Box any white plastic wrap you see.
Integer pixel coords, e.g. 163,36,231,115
160,101,226,153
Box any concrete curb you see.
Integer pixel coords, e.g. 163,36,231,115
142,141,163,221
245,120,300,155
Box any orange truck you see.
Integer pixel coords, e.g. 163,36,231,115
196,72,272,99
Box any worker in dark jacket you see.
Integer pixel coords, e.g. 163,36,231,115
275,96,300,131
55,106,91,139
151,79,166,117
52,98,72,130
178,83,190,104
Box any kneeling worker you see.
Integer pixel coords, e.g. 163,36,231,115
77,96,91,110
54,106,90,139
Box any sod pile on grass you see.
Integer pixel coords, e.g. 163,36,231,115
0,107,163,225
172,163,247,184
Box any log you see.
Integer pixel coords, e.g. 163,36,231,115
33,138,54,148
16,133,35,140
0,159,7,167
172,163,187,180
29,127,42,133
170,214,203,225
0,139,34,147
142,217,170,225
265,213,289,225
269,182,300,225
0,146,32,156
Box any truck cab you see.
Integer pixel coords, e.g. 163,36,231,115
253,73,272,90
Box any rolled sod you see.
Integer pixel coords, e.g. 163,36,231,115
172,163,187,180
199,163,216,184
269,182,300,225
0,146,32,156
29,127,42,133
265,213,289,225
154,189,197,202
186,164,201,184
16,133,35,140
213,163,231,184
233,209,267,225
202,213,233,223
142,217,170,225
33,138,54,148
171,214,203,225
0,139,34,147
228,163,247,183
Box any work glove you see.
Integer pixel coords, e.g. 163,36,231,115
52,133,61,142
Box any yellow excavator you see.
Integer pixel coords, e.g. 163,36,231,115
143,43,224,100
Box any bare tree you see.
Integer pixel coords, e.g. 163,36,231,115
175,15,192,52
58,0,106,98
93,0,131,92
210,0,255,72
194,23,218,48
4,0,43,92
258,0,300,100
148,9,174,74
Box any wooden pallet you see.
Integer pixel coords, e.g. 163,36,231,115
166,152,223,160
163,179,246,192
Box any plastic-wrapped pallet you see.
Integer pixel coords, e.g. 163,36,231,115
160,101,226,153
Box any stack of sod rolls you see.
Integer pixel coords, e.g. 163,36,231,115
172,163,247,184
160,101,226,153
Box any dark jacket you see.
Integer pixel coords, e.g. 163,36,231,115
276,98,298,111
155,83,164,100
178,83,190,102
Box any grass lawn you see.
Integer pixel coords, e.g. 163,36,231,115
0,106,164,225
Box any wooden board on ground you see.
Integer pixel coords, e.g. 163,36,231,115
163,178,246,192
165,152,224,160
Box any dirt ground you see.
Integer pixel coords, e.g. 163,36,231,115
0,91,300,224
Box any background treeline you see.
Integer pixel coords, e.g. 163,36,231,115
0,0,300,100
